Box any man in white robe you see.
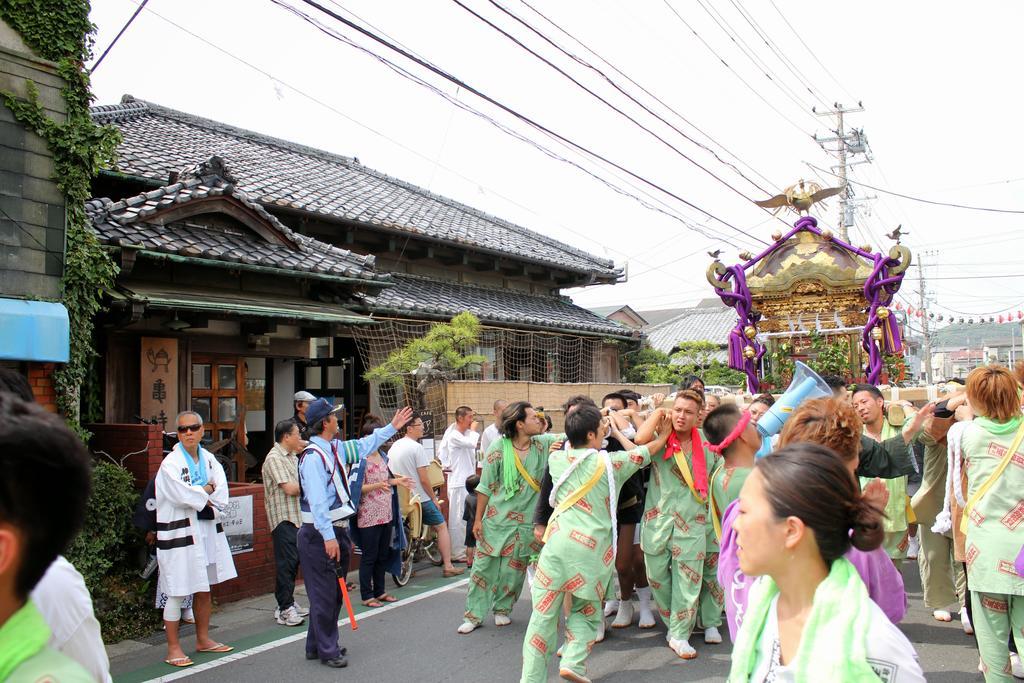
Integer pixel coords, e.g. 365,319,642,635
439,406,480,562
156,411,238,667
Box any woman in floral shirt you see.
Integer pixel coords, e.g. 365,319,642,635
351,416,412,607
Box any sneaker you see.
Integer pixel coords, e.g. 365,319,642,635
704,626,722,644
559,668,592,683
1012,652,1024,679
932,609,952,622
668,637,697,659
276,605,304,626
494,614,511,627
907,535,920,560
612,600,634,628
292,602,309,618
457,621,479,634
603,600,619,617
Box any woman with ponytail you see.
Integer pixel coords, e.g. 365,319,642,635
728,443,924,682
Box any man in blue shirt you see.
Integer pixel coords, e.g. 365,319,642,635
297,399,412,668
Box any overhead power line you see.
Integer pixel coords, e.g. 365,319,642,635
516,0,780,194
449,0,776,211
132,0,749,285
287,0,770,245
89,0,150,73
807,163,1024,214
657,0,815,138
766,0,858,103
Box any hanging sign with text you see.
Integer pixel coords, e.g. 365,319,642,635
140,337,179,429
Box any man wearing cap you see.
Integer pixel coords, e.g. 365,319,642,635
297,399,412,668
293,391,317,440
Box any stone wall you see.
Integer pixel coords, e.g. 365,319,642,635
0,19,66,299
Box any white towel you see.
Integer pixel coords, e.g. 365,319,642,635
932,420,970,535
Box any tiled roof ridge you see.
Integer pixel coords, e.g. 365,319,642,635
649,303,734,330
90,96,617,273
388,271,574,303
85,163,384,277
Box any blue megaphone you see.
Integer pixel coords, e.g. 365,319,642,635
754,361,832,458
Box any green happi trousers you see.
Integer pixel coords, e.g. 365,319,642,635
645,548,702,640
973,592,1024,682
463,533,532,624
520,585,600,681
698,551,724,628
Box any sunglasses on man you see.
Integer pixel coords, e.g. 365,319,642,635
177,423,203,434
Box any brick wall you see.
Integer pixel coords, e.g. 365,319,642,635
212,482,275,604
87,423,163,489
445,381,672,431
27,362,57,412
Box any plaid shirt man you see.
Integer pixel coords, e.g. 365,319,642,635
263,443,302,529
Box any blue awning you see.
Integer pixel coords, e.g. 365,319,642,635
0,299,70,363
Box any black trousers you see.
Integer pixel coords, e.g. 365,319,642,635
272,521,300,610
358,523,391,600
297,523,351,661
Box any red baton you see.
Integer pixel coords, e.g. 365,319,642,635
337,575,358,630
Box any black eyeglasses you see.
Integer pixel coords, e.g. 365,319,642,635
177,423,202,434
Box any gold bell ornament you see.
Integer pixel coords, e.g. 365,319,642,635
744,325,757,339
743,345,757,359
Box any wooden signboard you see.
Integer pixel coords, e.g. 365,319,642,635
140,337,179,429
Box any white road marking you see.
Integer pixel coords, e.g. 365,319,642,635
142,577,470,682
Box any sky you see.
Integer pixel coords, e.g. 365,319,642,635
84,1,1024,331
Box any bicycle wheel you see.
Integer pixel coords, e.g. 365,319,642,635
423,537,443,566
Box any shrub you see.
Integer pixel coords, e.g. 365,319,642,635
66,461,159,641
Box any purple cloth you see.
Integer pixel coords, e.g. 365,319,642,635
717,499,907,641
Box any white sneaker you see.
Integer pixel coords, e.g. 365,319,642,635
457,620,479,634
1011,652,1024,679
932,609,952,622
668,637,697,659
907,535,920,560
556,642,564,657
276,605,304,626
292,602,309,618
494,613,511,627
595,616,606,643
962,608,974,635
558,668,592,683
603,599,619,617
704,626,722,644
611,599,634,628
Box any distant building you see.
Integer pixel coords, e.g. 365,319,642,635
643,298,734,361
928,321,1024,379
587,304,648,330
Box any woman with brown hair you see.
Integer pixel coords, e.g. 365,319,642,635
716,397,908,639
728,443,924,682
961,365,1024,681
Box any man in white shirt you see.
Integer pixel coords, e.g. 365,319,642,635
478,399,506,458
439,406,480,562
32,556,112,683
387,414,465,577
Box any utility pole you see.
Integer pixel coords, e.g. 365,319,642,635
814,103,868,242
917,250,936,385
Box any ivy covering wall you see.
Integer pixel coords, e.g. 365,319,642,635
0,0,121,436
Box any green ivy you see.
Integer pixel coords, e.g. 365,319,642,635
0,0,121,437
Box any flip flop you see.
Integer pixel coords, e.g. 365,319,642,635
378,594,399,603
165,657,194,668
196,643,234,653
362,599,383,608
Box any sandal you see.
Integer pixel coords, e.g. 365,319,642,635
196,643,234,653
346,581,358,591
165,657,194,668
362,599,383,608
378,594,399,603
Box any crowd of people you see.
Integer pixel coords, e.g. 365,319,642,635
5,362,1024,682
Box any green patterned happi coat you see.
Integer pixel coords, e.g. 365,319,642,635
463,433,559,624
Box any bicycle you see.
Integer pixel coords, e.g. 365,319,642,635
393,489,443,587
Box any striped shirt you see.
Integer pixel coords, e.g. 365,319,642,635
262,443,302,529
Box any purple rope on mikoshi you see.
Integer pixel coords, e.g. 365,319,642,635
717,264,763,393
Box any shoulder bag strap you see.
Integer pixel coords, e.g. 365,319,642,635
542,452,607,543
960,421,1024,534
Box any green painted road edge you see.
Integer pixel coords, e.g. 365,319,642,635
114,572,468,683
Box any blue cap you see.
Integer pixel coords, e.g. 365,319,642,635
305,398,344,427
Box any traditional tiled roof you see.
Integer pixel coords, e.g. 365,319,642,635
357,273,634,338
85,157,386,283
645,302,736,356
90,96,621,281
